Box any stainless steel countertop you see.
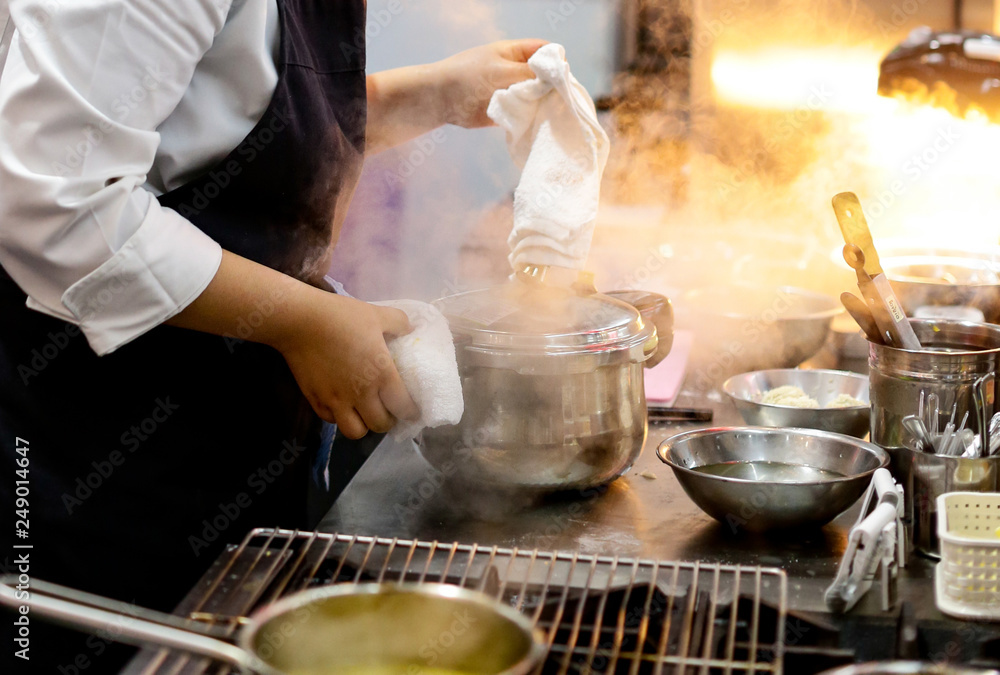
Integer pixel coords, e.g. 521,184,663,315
319,383,953,624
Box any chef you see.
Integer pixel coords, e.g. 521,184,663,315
0,0,544,671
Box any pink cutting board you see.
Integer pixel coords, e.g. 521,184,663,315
644,329,693,407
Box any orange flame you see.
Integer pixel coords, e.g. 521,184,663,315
709,47,1000,251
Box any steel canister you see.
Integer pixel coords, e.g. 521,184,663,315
869,319,1000,556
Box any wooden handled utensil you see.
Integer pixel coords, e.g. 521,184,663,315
840,292,883,344
833,193,883,278
842,243,920,349
833,193,922,350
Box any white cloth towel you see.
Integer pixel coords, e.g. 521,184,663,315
373,299,464,441
487,43,610,271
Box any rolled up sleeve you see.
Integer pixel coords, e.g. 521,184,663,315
0,0,232,355
57,204,222,356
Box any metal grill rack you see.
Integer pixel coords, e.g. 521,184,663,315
125,528,788,675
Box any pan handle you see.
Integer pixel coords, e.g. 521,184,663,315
0,576,275,674
604,290,674,367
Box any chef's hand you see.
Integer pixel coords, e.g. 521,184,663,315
437,39,548,128
167,251,420,439
276,295,420,439
365,38,547,153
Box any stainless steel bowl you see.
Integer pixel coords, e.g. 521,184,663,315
881,246,1000,323
722,369,871,438
679,284,841,381
656,427,889,533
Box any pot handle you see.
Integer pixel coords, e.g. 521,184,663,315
604,290,674,368
0,575,274,674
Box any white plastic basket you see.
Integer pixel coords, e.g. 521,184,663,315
935,491,1000,621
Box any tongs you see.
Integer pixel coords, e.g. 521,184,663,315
824,468,906,613
833,193,921,350
905,383,999,458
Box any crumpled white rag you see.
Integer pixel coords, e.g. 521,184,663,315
373,299,463,441
487,43,610,271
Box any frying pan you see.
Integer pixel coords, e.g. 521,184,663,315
0,577,544,674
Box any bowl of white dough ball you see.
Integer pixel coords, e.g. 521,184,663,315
722,368,871,438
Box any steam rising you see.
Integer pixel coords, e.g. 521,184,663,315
328,0,511,301
592,0,1000,386
595,0,1000,298
331,0,1000,381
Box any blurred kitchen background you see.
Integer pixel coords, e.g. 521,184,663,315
329,0,1000,313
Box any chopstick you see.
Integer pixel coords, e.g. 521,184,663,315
647,406,714,423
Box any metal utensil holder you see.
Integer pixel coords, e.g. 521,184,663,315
870,323,1000,451
888,447,1000,557
870,319,1000,557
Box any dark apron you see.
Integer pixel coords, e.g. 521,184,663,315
0,1,369,671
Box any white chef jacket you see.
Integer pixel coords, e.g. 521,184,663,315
0,0,283,355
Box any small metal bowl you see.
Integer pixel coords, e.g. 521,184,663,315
722,369,871,438
656,427,889,533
